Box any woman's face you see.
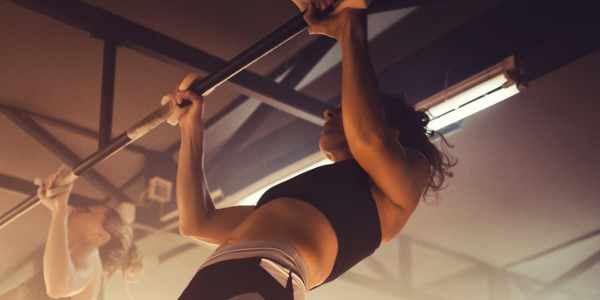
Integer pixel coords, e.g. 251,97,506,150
67,205,109,245
319,104,351,161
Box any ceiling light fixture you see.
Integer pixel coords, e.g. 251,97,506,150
416,55,527,131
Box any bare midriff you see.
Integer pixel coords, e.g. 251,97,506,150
216,197,338,290
215,179,407,290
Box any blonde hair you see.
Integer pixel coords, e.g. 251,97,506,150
98,206,143,283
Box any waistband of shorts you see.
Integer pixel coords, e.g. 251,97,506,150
201,240,309,286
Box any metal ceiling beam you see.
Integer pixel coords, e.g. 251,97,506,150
341,234,588,299
0,103,172,159
98,37,117,149
367,0,449,14
530,249,600,300
501,228,600,270
1,108,131,202
0,103,156,156
205,37,337,192
0,173,38,195
163,36,336,158
376,0,600,103
8,0,329,124
341,272,446,300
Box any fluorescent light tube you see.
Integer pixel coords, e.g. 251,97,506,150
427,84,520,130
416,55,526,131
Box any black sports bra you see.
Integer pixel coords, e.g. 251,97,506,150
255,159,382,285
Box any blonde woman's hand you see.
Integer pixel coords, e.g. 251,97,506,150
37,172,72,215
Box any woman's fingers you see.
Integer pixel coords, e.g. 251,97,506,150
175,90,204,106
304,3,318,34
37,182,45,199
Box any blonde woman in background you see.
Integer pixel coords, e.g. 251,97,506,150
0,170,142,300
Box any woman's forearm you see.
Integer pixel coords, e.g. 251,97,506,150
43,208,76,296
176,125,215,237
339,20,389,146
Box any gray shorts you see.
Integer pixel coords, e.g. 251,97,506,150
179,240,309,300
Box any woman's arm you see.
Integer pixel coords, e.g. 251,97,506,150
38,175,102,299
172,84,254,246
305,5,430,211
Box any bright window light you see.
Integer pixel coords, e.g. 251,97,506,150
216,152,331,207
235,158,331,206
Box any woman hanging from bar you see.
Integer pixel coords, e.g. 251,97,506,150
171,2,456,299
0,168,142,300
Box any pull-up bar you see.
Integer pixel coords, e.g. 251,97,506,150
0,0,369,230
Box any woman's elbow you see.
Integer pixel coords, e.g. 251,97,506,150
349,134,388,156
45,285,72,299
179,220,206,238
179,223,197,238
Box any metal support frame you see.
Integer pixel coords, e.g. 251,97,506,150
205,36,337,177
8,0,329,124
338,235,597,300
1,0,337,229
376,0,600,103
0,103,156,155
3,0,599,296
530,249,600,299
0,108,132,200
98,37,117,149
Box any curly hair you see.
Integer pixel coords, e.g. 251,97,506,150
381,94,457,203
99,206,143,283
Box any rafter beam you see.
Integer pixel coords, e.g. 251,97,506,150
8,0,329,124
501,228,600,269
368,0,449,14
1,108,131,202
341,272,447,300
98,37,117,149
376,0,600,102
205,36,336,177
0,103,157,156
530,249,600,299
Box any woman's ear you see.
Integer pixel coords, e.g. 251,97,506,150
389,127,400,139
90,230,111,247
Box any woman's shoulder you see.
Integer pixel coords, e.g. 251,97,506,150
70,241,102,268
